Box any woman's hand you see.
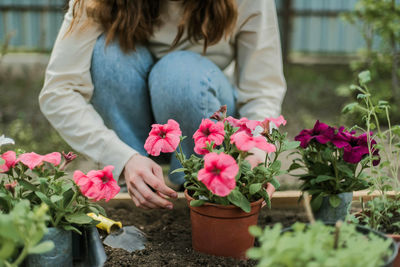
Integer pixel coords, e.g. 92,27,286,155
124,154,178,209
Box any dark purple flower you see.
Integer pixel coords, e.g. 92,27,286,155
294,120,335,148
343,132,380,166
331,127,354,148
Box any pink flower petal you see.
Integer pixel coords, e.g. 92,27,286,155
43,152,61,166
253,136,276,153
18,152,44,170
0,151,17,173
264,115,287,128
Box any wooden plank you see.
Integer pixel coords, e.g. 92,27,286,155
102,190,397,209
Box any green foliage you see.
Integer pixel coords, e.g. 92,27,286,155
0,200,54,267
344,70,400,233
247,222,393,267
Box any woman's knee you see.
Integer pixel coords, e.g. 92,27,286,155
148,51,235,123
91,35,154,85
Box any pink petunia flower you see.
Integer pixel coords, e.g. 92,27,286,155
0,151,17,173
193,119,225,155
17,152,61,170
224,117,259,136
73,165,120,202
144,119,182,156
230,131,276,153
263,115,287,128
197,153,238,197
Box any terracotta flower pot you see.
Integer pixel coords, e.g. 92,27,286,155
184,190,263,259
387,234,400,267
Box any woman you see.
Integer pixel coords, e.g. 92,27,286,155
39,0,286,210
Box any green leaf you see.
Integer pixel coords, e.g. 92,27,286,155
315,175,335,183
190,200,205,207
311,194,323,211
0,158,4,166
62,225,82,234
50,195,63,203
270,160,281,172
228,189,251,213
65,213,93,225
249,183,262,195
18,180,38,192
35,191,55,208
248,225,263,237
342,102,359,114
358,70,371,84
329,195,342,208
288,162,302,172
282,140,300,151
28,241,54,254
270,178,280,190
170,168,187,174
246,247,263,259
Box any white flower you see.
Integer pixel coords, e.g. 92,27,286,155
0,135,15,147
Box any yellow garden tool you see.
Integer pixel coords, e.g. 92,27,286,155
87,213,146,253
87,213,122,234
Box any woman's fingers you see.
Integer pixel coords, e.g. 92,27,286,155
133,173,174,209
150,163,178,199
128,187,152,209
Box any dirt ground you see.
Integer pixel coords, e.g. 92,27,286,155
102,198,307,267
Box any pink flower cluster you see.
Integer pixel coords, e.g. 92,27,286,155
73,166,120,202
143,114,286,197
0,151,61,173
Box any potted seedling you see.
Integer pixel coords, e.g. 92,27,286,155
247,221,397,267
343,70,400,266
144,106,299,259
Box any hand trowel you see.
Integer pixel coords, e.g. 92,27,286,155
87,213,147,253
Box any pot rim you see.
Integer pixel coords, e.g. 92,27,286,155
184,189,264,210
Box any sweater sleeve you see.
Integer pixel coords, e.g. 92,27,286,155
39,0,137,178
234,0,286,121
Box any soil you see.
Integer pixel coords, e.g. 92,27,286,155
102,199,307,267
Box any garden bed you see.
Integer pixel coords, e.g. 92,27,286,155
101,198,308,267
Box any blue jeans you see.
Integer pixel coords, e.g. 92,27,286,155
90,35,236,184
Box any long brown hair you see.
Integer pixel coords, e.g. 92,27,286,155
70,0,238,53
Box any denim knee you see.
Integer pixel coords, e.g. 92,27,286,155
91,35,154,84
148,51,235,126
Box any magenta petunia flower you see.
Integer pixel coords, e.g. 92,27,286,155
74,165,120,202
197,152,238,197
230,131,276,153
294,120,335,148
144,119,182,156
193,119,225,155
0,151,17,173
343,132,380,165
18,152,61,170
